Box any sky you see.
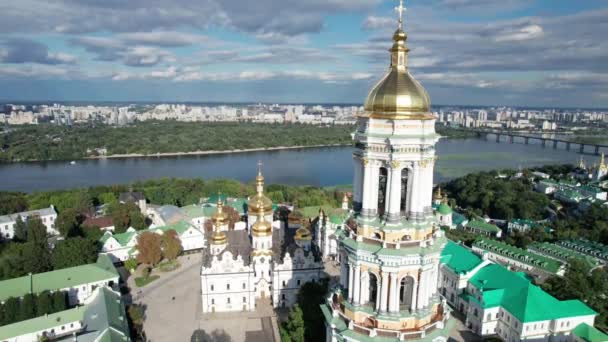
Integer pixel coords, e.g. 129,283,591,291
0,0,607,107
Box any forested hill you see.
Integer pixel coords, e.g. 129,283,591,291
0,121,355,162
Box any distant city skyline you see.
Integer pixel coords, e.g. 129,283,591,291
0,0,607,107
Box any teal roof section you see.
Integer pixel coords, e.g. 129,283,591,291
181,204,206,219
329,208,350,225
437,203,452,215
441,241,483,274
572,323,608,342
473,239,563,274
466,220,500,234
452,212,468,226
0,255,119,302
469,264,596,323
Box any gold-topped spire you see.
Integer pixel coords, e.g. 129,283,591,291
249,162,273,215
578,156,586,169
600,153,607,171
434,186,443,200
363,0,431,119
210,194,227,245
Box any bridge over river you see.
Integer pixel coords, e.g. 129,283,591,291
467,130,608,155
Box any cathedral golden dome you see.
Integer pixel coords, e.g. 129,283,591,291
295,226,312,241
210,195,227,245
252,207,273,237
363,15,431,120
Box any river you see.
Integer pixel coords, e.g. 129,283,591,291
0,138,602,193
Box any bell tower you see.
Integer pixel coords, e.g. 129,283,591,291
324,1,452,340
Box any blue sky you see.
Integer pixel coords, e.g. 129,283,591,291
0,0,607,107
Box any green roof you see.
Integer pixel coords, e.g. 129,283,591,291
466,220,500,233
112,231,138,247
469,264,596,323
437,203,453,215
572,323,608,342
329,208,350,225
473,239,562,274
152,220,193,235
441,241,483,274
452,212,468,226
0,255,119,302
300,205,334,219
0,287,129,341
181,204,207,219
529,242,599,268
0,305,85,340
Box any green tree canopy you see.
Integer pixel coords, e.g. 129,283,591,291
51,237,99,270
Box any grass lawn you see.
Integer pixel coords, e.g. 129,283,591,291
135,275,160,287
158,260,180,272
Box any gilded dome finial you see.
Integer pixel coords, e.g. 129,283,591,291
395,0,406,30
363,0,431,119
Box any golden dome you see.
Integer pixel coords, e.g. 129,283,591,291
433,187,443,200
210,230,227,245
212,195,228,226
295,227,312,241
363,24,432,120
248,164,273,215
252,207,273,237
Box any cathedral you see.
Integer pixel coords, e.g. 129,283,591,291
200,166,324,313
320,1,454,340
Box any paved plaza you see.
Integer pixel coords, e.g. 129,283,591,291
128,255,471,342
130,254,279,342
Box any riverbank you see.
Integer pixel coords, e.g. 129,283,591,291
87,144,351,160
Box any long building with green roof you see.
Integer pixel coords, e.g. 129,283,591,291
0,255,119,306
0,287,130,342
439,240,600,341
472,239,565,275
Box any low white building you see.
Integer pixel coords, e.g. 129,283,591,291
0,287,130,342
316,196,351,261
0,206,58,239
0,255,119,306
440,242,600,342
100,220,206,263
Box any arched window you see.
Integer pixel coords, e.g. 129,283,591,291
378,167,388,215
399,276,415,312
368,273,378,307
400,169,410,214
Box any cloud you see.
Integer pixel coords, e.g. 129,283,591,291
118,32,210,47
0,39,77,65
70,36,175,67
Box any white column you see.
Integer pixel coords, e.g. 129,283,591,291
361,160,373,217
411,279,418,312
340,261,348,288
370,163,380,215
387,165,403,223
353,266,361,305
375,281,381,311
380,272,389,312
348,264,354,302
417,270,425,310
353,157,363,210
389,273,399,313
409,163,422,219
384,170,393,217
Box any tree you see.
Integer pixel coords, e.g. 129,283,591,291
108,202,146,233
161,230,182,261
51,292,67,313
99,192,117,205
25,217,48,245
17,293,36,322
21,242,52,274
136,232,162,267
13,216,27,242
297,280,329,342
51,237,98,269
2,297,19,325
0,192,28,215
36,291,53,316
124,258,138,272
280,305,305,342
56,208,81,238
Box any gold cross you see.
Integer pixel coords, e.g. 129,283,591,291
395,0,407,28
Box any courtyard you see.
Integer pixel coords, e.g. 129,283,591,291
129,254,279,342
